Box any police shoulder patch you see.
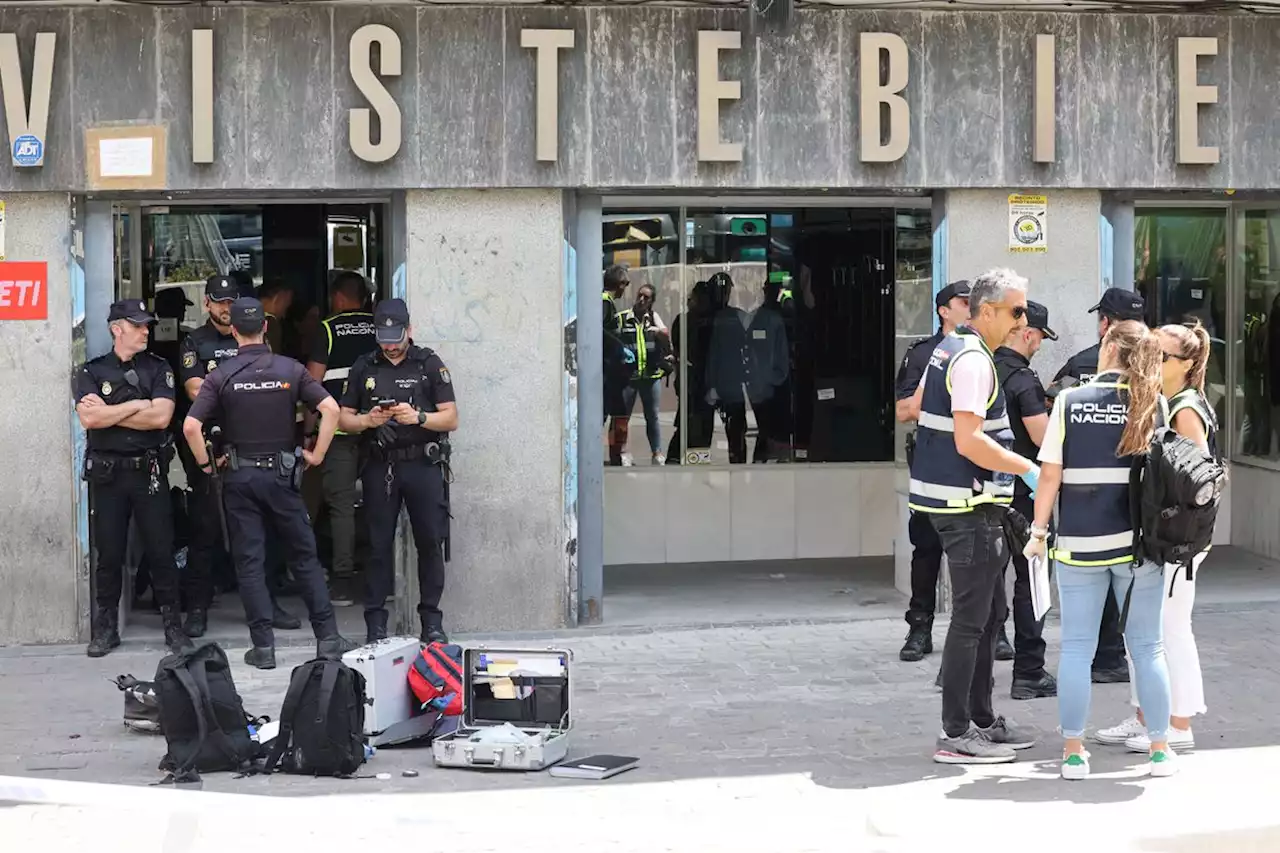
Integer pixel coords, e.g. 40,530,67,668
438,367,451,385
182,351,196,369
165,370,174,389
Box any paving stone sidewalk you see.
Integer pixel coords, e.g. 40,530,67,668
0,602,1276,797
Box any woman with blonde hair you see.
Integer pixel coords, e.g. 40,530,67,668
1023,320,1175,779
1096,321,1216,754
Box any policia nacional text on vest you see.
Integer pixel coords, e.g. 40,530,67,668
617,308,665,381
1051,371,1135,567
317,311,377,399
908,329,1017,514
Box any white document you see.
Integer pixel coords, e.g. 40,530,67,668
99,137,154,178
1030,554,1052,620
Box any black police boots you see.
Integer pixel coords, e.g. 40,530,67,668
161,606,195,654
995,627,1015,661
244,646,276,670
420,612,448,644
317,635,358,661
86,607,122,658
1011,671,1058,700
364,610,389,645
899,625,932,662
183,607,207,639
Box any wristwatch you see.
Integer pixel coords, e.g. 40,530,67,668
417,410,427,427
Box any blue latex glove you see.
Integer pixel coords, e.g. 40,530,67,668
1019,463,1040,497
621,347,636,365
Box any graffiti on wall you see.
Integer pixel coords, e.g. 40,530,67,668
68,196,90,638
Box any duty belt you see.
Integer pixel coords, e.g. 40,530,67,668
88,450,159,470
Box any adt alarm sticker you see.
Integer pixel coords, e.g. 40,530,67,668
12,135,43,167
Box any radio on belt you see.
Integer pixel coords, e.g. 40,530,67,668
342,637,440,747
432,646,573,772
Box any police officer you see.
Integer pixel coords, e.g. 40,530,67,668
909,269,1040,764
75,300,192,657
305,271,377,587
339,299,459,644
993,301,1057,700
183,297,355,669
1049,286,1146,684
178,273,300,636
894,279,970,662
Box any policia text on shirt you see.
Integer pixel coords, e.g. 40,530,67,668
339,298,459,646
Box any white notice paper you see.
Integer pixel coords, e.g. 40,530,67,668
99,137,154,178
1030,554,1052,620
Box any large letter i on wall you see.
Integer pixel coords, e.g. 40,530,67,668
193,29,214,163
0,32,55,168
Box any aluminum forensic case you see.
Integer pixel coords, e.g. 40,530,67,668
342,636,438,747
432,646,573,772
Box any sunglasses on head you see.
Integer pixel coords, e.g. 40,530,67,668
1162,352,1185,363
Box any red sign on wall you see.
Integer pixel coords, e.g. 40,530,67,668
0,261,48,320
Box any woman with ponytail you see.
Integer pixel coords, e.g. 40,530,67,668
1097,321,1216,755
1022,320,1175,780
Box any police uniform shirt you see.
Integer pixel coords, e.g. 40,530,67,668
341,345,456,449
310,311,377,399
994,346,1048,463
1053,341,1101,385
74,351,175,454
187,343,330,456
178,321,239,389
895,331,944,402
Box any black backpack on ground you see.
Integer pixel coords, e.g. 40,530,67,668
155,643,262,780
265,658,368,777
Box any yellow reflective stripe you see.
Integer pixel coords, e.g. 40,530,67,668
907,503,976,515
1051,551,1135,567
324,317,334,358
943,347,999,408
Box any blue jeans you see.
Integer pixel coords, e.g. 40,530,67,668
1057,560,1171,741
623,379,663,454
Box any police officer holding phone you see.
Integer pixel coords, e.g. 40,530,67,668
75,300,193,657
183,297,355,669
339,299,459,645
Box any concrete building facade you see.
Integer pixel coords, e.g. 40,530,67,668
0,4,1275,643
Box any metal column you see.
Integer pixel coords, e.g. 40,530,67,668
575,195,604,624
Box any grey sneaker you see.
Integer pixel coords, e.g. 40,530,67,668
934,727,1017,764
977,715,1037,750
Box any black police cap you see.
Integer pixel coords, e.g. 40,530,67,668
374,298,410,344
205,274,239,302
1024,300,1058,341
1089,287,1145,321
935,280,972,309
108,298,154,324
230,296,266,334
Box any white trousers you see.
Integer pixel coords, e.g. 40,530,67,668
1127,551,1207,718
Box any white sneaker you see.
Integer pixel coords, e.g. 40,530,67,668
620,453,635,467
1061,750,1091,780
1126,728,1194,753
652,453,666,466
1095,715,1146,745
1148,746,1179,777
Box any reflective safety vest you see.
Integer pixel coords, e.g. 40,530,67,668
1051,371,1136,567
908,328,1015,514
618,308,663,380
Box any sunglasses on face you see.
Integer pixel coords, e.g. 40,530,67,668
994,304,1027,320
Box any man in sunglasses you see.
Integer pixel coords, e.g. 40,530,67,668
1048,286,1147,685
74,300,193,658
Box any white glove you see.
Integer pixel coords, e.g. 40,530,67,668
1023,531,1047,561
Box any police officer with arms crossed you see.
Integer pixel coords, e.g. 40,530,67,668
305,271,378,588
895,279,970,662
75,300,192,657
179,273,301,636
992,300,1058,700
183,297,355,669
908,268,1040,764
1049,286,1146,684
339,299,459,645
